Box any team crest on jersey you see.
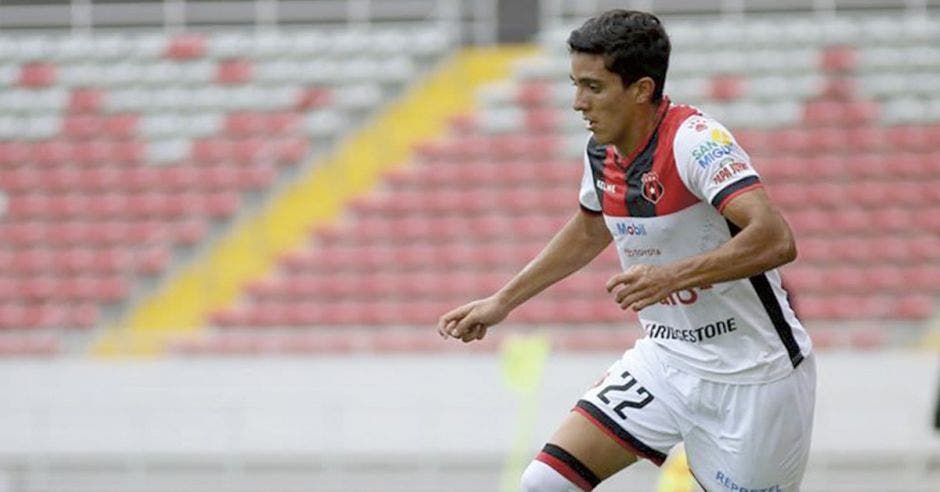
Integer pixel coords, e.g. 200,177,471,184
641,171,664,204
685,117,708,132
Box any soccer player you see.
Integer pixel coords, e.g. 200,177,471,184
437,9,815,492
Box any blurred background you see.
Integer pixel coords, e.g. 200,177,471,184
0,0,938,491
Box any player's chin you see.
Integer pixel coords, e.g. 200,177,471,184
590,130,608,144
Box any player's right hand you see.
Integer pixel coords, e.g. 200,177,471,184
437,296,510,343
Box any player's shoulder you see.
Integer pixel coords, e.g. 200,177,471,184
669,106,745,166
668,105,730,144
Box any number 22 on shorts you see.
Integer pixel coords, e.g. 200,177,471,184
596,370,654,418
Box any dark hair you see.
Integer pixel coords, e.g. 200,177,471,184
567,10,671,102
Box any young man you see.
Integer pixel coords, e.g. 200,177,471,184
437,9,815,492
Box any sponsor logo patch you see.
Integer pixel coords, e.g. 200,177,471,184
624,248,661,257
644,317,737,343
613,222,647,237
715,470,781,492
596,179,617,195
692,128,737,168
711,157,751,185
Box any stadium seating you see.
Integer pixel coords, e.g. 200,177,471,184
191,14,940,354
2,15,936,355
0,26,452,354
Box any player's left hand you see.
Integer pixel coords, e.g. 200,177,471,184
606,264,676,311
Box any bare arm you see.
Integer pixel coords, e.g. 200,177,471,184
607,188,797,311
438,208,612,342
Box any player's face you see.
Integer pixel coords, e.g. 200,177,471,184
570,52,635,149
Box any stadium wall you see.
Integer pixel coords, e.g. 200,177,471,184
0,347,937,491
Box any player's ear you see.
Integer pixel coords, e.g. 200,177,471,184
631,77,656,104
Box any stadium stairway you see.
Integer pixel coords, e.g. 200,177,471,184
0,26,455,356
91,44,538,356
178,14,940,356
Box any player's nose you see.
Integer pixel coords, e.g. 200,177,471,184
572,88,589,112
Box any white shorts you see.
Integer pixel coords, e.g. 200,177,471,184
577,341,816,492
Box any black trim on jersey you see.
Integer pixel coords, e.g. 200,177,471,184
586,137,608,210
575,400,668,464
726,221,804,368
623,131,660,217
710,175,760,209
541,444,601,488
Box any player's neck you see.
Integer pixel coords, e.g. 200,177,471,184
614,100,663,157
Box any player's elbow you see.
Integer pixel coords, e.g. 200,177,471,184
768,221,797,268
777,234,797,265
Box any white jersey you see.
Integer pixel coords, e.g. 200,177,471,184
578,98,812,384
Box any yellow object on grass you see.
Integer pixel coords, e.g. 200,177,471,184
657,444,698,492
500,333,551,492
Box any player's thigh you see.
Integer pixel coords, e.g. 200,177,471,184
546,351,682,481
686,355,817,491
545,410,639,481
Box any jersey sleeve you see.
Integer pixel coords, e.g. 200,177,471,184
673,115,762,213
579,144,603,213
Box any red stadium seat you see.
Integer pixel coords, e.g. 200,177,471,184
733,129,768,152
908,235,940,262
165,33,206,60
0,166,41,192
908,265,940,291
191,137,231,164
136,246,171,275
824,266,868,293
68,88,106,114
31,140,70,166
0,142,31,166
225,112,265,136
198,165,240,191
275,137,310,164
516,81,552,107
112,140,146,165
295,87,332,111
894,295,935,319
216,59,253,85
768,128,812,152
63,115,105,139
17,62,57,88
525,108,560,131
868,207,914,230
212,308,252,328
821,77,857,100
103,114,139,139
782,267,825,292
885,126,932,151
806,127,850,153
71,140,112,166
69,303,100,329
204,191,241,218
820,46,857,72
709,74,745,102
911,205,940,234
